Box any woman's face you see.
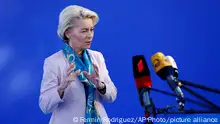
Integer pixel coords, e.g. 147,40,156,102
66,18,94,50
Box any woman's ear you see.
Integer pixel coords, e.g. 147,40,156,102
64,29,70,39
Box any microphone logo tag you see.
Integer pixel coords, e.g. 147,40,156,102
153,59,160,68
138,60,144,73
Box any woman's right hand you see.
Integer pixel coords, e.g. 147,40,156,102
58,63,80,97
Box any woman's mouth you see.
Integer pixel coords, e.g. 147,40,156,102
86,41,91,44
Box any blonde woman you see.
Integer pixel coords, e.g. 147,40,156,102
39,5,117,124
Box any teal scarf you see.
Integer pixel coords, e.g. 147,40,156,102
62,44,101,124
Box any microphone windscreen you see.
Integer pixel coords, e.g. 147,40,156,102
151,52,174,80
166,55,179,78
166,56,178,69
132,55,152,88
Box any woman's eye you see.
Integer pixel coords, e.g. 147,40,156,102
81,30,87,33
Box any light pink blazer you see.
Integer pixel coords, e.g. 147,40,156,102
39,49,117,124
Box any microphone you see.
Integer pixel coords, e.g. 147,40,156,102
166,56,178,79
166,55,182,87
132,55,155,122
151,52,185,110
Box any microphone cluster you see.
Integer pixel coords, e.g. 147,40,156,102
132,52,220,124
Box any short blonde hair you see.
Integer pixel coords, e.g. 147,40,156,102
57,5,99,41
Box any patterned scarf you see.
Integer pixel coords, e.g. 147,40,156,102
62,44,101,124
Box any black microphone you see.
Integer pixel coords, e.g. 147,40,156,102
151,52,185,110
132,55,155,123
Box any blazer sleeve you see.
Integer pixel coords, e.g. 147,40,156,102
39,58,64,114
98,52,117,103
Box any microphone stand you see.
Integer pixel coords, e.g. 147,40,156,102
179,80,220,94
149,87,220,116
144,98,156,124
156,105,220,115
150,88,217,111
181,85,220,110
177,79,220,111
142,101,218,124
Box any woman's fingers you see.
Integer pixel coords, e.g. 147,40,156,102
67,63,75,75
83,71,90,78
70,70,80,77
68,70,80,81
75,70,81,75
67,67,74,76
93,64,99,77
60,64,79,90
64,69,80,87
93,64,99,72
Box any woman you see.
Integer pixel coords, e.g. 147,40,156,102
39,5,117,124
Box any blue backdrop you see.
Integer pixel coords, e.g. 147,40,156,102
0,0,219,124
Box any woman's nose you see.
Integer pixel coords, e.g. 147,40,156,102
87,32,93,39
